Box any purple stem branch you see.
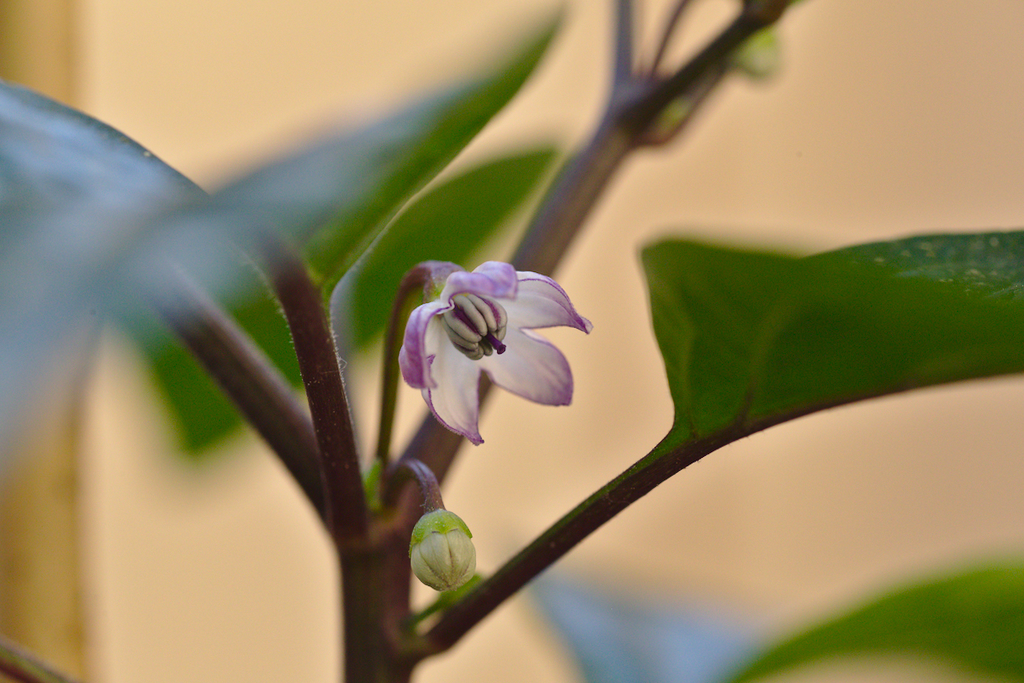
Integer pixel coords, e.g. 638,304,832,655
156,273,326,520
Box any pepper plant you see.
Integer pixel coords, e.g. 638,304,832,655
3,1,1024,682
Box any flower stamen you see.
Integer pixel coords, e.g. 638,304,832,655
442,293,507,360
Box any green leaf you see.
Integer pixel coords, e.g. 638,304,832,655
300,15,560,292
337,147,557,349
823,231,1024,299
726,561,1024,682
641,235,1024,445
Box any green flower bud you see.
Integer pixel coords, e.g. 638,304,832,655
409,509,476,592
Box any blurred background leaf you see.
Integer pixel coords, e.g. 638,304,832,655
534,576,755,683
726,561,1024,683
300,15,560,294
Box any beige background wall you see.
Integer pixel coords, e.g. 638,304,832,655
8,0,1024,681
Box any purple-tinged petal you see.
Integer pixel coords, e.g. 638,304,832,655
503,272,593,332
420,261,465,294
423,343,486,445
479,326,574,406
400,300,450,389
440,261,518,303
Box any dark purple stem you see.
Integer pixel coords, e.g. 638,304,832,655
265,243,367,542
156,272,326,519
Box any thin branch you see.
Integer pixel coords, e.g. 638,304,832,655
623,0,790,128
424,353,975,652
636,62,727,147
0,635,82,683
612,0,635,90
157,273,326,520
264,243,368,543
422,423,745,653
648,0,694,75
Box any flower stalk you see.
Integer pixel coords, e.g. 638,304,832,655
375,264,436,468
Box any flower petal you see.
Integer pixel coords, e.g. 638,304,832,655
479,326,574,406
399,300,449,389
440,261,518,303
422,342,486,445
504,272,593,332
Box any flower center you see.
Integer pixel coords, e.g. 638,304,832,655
441,293,508,361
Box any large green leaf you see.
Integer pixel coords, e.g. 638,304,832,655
726,561,1024,682
641,234,1024,445
337,147,557,349
824,231,1024,299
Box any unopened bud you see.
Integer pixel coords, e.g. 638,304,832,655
409,510,476,592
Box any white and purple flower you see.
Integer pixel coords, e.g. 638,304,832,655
399,261,592,445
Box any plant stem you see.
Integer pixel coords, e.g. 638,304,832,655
265,243,384,683
338,548,385,682
423,425,743,652
648,0,695,74
264,242,367,542
157,273,326,520
0,635,81,683
613,0,635,89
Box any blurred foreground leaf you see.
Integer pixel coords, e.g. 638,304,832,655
0,79,203,459
726,561,1024,682
535,577,754,683
641,234,1024,448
